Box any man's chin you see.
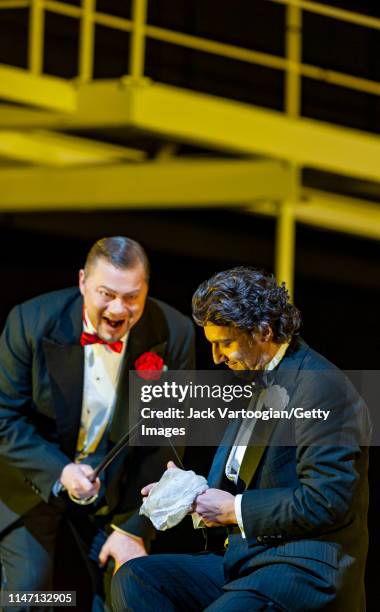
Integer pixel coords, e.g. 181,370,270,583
98,325,128,342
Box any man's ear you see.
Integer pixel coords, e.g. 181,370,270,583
253,324,273,343
79,269,85,296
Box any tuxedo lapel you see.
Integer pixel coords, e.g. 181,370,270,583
239,339,308,488
106,302,169,506
207,418,242,489
238,420,276,490
42,293,84,459
108,301,169,444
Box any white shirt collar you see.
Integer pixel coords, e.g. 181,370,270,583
264,341,289,371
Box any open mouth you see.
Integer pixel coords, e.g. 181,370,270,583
102,316,125,329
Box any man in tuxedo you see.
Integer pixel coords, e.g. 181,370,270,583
112,267,369,612
0,236,195,608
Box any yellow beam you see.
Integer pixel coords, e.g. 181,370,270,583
0,130,146,165
298,189,380,240
247,189,380,241
0,159,291,209
1,79,380,185
0,64,77,111
125,82,380,183
0,105,61,129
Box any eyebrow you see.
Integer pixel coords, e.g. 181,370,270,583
98,285,141,297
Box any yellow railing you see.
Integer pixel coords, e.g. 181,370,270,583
0,0,379,115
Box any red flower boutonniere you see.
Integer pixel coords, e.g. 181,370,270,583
135,352,165,380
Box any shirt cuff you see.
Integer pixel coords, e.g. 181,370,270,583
110,524,143,541
235,494,246,539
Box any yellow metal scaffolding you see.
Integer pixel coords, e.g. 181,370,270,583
0,0,379,292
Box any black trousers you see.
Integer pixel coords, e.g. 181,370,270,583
0,501,112,612
111,553,283,612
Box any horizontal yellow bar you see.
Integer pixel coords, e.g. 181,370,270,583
0,0,29,8
94,11,133,32
43,0,81,18
247,189,380,241
0,129,146,165
0,159,291,209
145,24,285,71
0,64,77,111
1,79,379,185
271,0,380,31
127,81,380,183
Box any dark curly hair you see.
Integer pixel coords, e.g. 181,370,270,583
192,267,301,343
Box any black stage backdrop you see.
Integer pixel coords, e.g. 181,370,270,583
0,210,379,609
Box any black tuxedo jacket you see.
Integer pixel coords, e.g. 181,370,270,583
0,287,195,538
207,338,369,612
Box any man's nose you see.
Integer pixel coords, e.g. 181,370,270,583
212,344,226,365
109,297,128,316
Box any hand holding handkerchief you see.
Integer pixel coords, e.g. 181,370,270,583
139,467,208,530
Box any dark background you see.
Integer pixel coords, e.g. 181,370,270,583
1,0,380,607
1,211,380,608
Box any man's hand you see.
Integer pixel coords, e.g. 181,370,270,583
59,463,100,500
98,530,147,573
141,460,177,498
194,488,237,527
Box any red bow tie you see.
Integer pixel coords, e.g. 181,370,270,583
80,331,123,354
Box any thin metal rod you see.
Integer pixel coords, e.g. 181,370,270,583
44,0,81,18
145,25,380,98
78,0,95,82
145,24,286,71
275,166,299,298
28,0,44,75
301,63,380,97
271,0,380,32
0,0,30,9
285,3,302,117
129,0,148,79
94,11,133,32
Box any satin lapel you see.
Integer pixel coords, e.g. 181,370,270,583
108,302,168,444
238,419,276,489
42,294,84,459
207,417,242,489
207,382,265,488
238,342,307,488
106,305,168,506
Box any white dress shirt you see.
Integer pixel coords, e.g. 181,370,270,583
227,342,289,537
76,312,128,461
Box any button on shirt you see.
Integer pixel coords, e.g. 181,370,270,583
76,312,128,462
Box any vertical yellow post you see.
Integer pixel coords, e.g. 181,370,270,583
276,2,302,297
129,0,148,79
79,0,95,83
28,0,44,75
285,2,302,117
275,165,299,299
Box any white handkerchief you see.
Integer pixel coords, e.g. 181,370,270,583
140,467,209,530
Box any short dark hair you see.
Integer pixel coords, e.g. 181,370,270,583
84,236,150,280
192,267,301,343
